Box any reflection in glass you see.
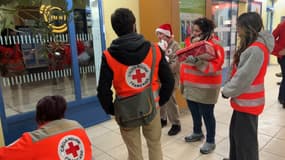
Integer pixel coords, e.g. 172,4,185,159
0,0,100,116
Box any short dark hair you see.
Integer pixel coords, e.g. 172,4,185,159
36,95,67,124
111,8,136,36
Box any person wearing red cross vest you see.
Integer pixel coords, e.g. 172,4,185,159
0,95,93,160
180,17,225,154
97,8,174,160
221,12,274,160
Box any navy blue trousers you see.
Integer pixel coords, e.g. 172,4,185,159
186,100,215,143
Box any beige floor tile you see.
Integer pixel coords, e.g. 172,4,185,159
215,122,229,138
263,138,285,157
96,153,115,160
259,134,273,150
100,118,119,131
92,131,124,152
214,137,229,158
161,129,182,147
195,153,223,160
86,125,111,139
92,146,105,158
258,122,281,137
260,112,285,128
162,140,201,160
260,151,285,160
276,128,285,140
107,144,129,160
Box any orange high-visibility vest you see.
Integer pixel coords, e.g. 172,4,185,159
0,119,92,160
230,42,269,115
104,45,162,106
180,40,224,89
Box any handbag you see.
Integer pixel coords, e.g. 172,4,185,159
176,40,216,62
114,45,157,128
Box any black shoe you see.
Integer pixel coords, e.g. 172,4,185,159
222,158,229,160
277,82,281,85
161,119,167,128
168,124,181,136
276,72,282,77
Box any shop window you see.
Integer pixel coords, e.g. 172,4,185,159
0,0,101,116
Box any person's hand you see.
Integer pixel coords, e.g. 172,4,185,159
279,49,285,56
165,56,170,62
158,40,168,51
221,92,229,99
185,55,198,63
191,36,201,43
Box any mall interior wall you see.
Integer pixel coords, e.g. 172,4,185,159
102,0,140,47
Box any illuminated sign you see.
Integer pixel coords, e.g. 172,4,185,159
40,5,67,33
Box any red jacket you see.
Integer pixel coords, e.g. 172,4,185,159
230,42,269,115
272,21,285,57
0,119,92,160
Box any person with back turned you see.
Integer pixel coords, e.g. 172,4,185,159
97,8,174,160
0,95,93,160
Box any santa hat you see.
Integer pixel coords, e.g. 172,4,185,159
155,23,173,37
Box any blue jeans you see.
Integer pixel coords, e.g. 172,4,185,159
278,57,285,104
186,100,216,143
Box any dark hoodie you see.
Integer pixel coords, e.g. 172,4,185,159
97,33,175,115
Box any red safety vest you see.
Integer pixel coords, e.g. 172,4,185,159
0,119,92,160
184,36,191,47
230,42,269,115
104,45,161,106
180,40,224,89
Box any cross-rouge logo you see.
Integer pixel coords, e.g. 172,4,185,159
58,135,85,160
126,63,151,88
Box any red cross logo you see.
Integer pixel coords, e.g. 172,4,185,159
132,69,146,83
65,142,80,158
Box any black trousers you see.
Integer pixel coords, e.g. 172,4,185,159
229,110,259,160
278,57,285,104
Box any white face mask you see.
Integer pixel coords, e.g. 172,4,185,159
158,39,168,51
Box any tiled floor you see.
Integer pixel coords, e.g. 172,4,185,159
86,65,285,160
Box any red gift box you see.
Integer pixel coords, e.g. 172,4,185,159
176,41,216,62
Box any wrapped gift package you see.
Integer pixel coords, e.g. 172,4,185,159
176,41,216,62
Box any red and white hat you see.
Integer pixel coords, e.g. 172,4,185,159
155,23,173,37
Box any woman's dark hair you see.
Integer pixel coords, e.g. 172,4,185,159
36,95,67,124
192,17,215,40
234,12,263,65
111,8,136,36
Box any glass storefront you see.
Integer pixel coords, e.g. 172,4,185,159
0,0,101,116
0,0,109,144
212,0,238,68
